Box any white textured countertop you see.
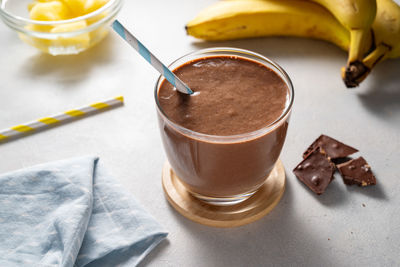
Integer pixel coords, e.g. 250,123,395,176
1,1,399,266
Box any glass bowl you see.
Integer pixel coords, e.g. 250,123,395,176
0,0,122,55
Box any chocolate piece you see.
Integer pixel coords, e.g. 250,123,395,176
303,135,358,159
337,157,376,186
293,148,335,195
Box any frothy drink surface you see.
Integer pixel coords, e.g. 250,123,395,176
158,56,289,135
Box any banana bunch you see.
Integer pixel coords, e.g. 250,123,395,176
186,0,400,88
343,0,400,87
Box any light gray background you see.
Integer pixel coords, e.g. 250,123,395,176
1,1,399,266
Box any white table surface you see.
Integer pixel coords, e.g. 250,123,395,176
1,1,400,266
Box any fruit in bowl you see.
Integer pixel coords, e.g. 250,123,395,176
0,0,122,55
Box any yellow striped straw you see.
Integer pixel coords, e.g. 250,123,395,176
0,96,124,142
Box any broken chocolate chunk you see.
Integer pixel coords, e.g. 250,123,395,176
293,148,335,195
337,157,376,186
303,134,358,159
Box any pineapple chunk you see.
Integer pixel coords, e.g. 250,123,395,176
86,11,106,25
29,0,72,21
61,0,108,16
83,0,108,14
28,2,36,12
50,20,87,33
19,29,52,53
50,20,90,48
60,0,85,16
25,0,110,54
25,23,52,32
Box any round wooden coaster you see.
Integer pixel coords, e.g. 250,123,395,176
162,160,286,228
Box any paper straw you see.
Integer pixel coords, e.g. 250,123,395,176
0,96,124,142
111,20,193,95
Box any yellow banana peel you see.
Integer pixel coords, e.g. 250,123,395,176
186,0,350,51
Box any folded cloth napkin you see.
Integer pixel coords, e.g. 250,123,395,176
0,156,167,267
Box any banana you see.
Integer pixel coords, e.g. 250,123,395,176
185,0,350,51
307,0,377,64
343,0,400,87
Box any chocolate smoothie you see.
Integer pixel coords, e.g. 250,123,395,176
157,55,291,199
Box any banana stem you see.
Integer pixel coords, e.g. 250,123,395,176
342,43,391,88
348,29,369,63
363,43,391,69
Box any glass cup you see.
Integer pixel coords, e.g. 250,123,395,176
155,47,294,206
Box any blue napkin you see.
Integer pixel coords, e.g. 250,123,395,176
0,156,167,267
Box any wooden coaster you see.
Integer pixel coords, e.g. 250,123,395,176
162,160,286,228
